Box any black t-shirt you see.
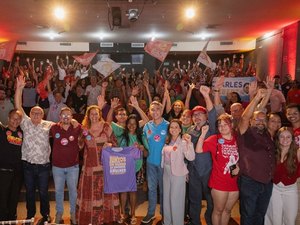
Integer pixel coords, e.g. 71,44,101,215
71,93,87,114
0,123,23,170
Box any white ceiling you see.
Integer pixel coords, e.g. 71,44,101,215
0,0,299,43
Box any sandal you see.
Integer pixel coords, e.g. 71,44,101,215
130,217,137,225
118,214,125,224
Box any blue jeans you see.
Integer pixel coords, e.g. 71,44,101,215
23,161,50,218
238,175,273,225
188,166,213,225
146,162,163,216
52,165,79,214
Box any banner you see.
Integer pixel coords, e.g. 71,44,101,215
144,40,173,62
212,77,256,102
92,58,120,77
197,41,215,69
0,41,17,62
72,52,97,66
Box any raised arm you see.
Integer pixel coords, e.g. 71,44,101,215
185,83,195,109
129,95,149,127
164,80,172,113
14,76,26,116
200,85,213,112
256,76,274,111
239,88,266,135
195,125,209,153
106,97,120,124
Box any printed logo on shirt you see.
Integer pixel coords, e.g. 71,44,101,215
110,156,126,175
147,130,152,135
161,130,166,135
154,135,161,142
55,133,61,139
173,146,177,151
6,132,22,146
61,138,69,146
69,136,74,141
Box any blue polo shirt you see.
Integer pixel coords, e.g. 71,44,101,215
143,119,169,166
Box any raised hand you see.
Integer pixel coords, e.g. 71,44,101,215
199,85,210,97
129,95,139,108
201,125,209,135
131,86,140,96
16,75,26,89
97,95,107,109
215,76,225,90
182,133,192,143
249,80,257,96
264,76,275,90
110,97,120,109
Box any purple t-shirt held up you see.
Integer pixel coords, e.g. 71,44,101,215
101,146,141,193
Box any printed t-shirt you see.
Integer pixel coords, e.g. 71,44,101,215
50,124,82,167
203,134,239,191
102,146,141,193
0,124,23,170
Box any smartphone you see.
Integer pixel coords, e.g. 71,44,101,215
229,164,237,177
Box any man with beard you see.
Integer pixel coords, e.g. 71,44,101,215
187,86,216,225
50,107,82,224
286,104,300,147
238,88,276,225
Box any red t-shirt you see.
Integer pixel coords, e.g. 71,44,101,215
273,160,300,185
203,134,239,191
50,124,82,167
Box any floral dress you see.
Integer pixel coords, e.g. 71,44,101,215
76,122,120,225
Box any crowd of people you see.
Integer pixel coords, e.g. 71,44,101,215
0,54,300,225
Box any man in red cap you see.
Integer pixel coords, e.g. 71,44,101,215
186,86,217,225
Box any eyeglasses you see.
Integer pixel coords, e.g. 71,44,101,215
61,114,72,118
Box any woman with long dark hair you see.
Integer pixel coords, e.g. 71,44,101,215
119,114,148,224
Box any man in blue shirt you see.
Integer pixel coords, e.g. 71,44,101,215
142,101,169,223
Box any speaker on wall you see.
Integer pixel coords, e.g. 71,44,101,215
112,7,121,27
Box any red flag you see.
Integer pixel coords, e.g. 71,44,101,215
72,52,97,66
144,40,173,62
0,41,16,62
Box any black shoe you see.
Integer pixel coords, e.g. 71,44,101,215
37,215,51,225
141,214,155,223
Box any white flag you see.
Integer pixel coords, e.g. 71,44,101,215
92,58,120,77
197,41,214,69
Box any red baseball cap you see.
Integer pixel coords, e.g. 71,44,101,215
191,106,207,115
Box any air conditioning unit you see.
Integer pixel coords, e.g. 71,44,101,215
131,43,144,48
100,42,114,47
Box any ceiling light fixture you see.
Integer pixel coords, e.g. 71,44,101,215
54,7,65,20
185,7,195,19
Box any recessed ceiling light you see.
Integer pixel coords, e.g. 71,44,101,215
54,7,65,20
185,7,195,19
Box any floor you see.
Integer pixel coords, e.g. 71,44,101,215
16,193,241,225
